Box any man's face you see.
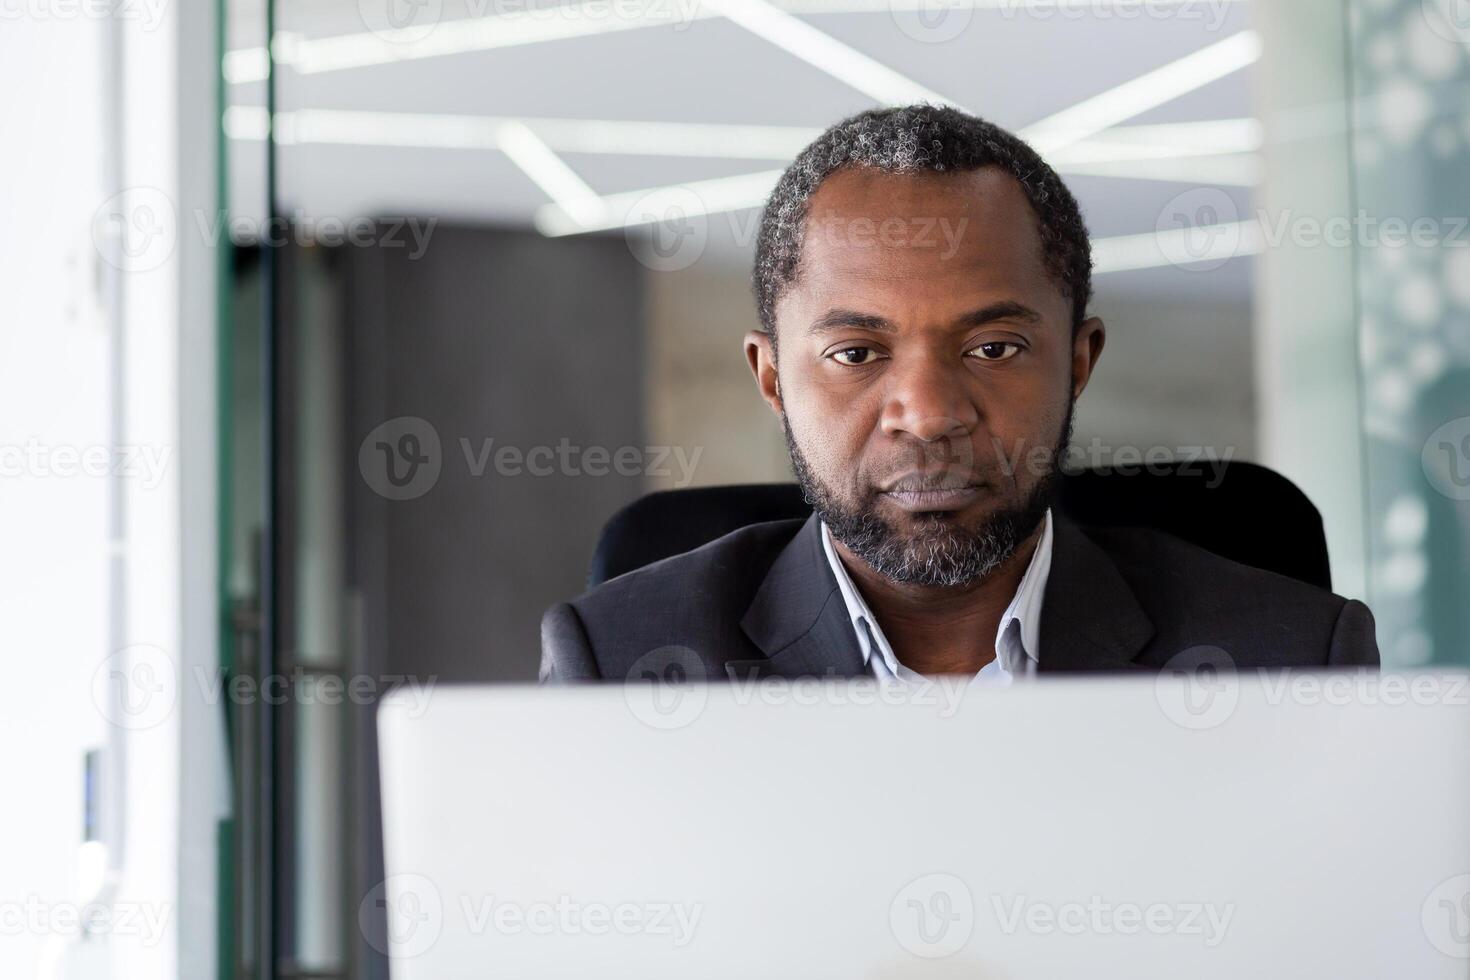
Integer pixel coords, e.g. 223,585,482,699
747,166,1105,587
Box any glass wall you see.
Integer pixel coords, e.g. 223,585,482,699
1347,0,1470,667
233,5,1270,972
214,1,1470,977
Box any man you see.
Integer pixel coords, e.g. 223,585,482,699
541,105,1379,683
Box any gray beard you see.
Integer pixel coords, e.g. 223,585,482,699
783,411,1069,588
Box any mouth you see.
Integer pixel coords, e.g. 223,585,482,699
878,481,986,513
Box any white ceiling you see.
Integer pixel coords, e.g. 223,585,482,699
225,0,1260,298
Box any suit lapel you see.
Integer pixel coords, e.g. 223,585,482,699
729,511,1155,678
1037,514,1155,672
730,514,868,680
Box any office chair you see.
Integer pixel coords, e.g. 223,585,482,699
588,461,1332,591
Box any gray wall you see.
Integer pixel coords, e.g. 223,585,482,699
320,224,647,978
338,225,646,684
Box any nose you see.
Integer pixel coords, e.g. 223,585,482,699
878,350,981,445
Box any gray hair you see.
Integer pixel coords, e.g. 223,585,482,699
752,104,1093,341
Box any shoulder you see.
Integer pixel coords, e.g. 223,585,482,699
547,517,808,672
575,516,805,611
1084,522,1338,604
1079,523,1375,666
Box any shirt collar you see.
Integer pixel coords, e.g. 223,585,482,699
1004,508,1053,663
818,509,1054,673
818,519,891,672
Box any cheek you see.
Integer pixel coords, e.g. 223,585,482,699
977,402,1068,488
782,372,881,467
980,358,1071,430
983,392,1055,440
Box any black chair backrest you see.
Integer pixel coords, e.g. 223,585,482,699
589,461,1331,591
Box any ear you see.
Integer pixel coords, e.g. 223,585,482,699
744,329,784,417
1069,316,1105,401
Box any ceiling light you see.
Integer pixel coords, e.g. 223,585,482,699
1022,31,1262,154
699,0,959,106
496,121,608,228
1092,219,1263,274
535,170,785,236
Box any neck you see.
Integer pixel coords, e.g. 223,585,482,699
833,515,1045,676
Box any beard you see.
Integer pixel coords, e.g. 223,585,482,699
784,402,1073,588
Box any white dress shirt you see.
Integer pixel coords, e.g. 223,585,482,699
818,509,1054,687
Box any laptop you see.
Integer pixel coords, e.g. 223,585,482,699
376,673,1470,978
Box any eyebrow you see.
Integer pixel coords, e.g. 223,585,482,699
808,309,896,335
807,301,1042,336
956,301,1042,328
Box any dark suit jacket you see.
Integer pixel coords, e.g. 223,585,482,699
539,513,1379,682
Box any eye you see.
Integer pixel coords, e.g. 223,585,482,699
967,341,1022,362
830,347,883,366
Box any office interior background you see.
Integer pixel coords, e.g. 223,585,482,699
5,0,1470,976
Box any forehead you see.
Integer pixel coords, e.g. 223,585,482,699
789,166,1064,322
